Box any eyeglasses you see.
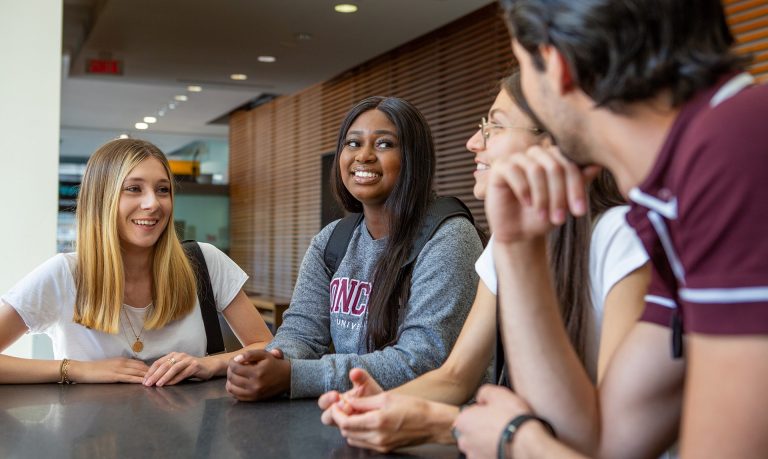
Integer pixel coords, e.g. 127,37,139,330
478,117,543,149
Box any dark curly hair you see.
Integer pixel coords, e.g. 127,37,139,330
499,0,745,112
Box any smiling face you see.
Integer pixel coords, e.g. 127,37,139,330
466,88,546,200
117,157,173,252
339,109,402,211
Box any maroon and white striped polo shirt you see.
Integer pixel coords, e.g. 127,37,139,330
626,72,768,339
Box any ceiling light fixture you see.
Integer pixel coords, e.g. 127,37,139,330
295,33,313,41
118,134,129,139
230,73,248,81
143,116,157,123
187,85,202,92
158,109,166,117
174,95,188,101
168,103,176,110
135,122,149,130
334,4,358,13
258,55,277,63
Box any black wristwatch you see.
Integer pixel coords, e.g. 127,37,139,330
497,414,556,459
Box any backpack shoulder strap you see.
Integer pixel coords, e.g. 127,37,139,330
402,196,474,267
323,213,364,276
182,240,225,355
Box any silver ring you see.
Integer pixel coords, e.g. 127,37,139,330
167,357,177,366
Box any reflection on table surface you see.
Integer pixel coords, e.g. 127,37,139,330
0,379,460,459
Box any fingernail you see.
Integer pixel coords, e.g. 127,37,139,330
553,209,565,224
573,199,586,215
234,355,244,363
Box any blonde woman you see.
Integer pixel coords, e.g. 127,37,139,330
0,139,272,385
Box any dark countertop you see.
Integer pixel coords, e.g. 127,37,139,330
0,379,461,459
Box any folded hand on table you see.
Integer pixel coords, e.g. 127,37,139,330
143,352,216,387
318,368,383,426
330,391,458,453
226,348,290,401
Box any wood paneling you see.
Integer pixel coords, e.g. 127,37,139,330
230,4,511,298
726,0,768,82
230,2,766,298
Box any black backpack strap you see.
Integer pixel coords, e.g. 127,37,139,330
323,213,364,276
182,240,225,355
403,196,474,267
322,196,473,273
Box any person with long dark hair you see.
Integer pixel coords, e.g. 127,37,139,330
454,0,768,458
225,96,483,400
315,72,648,452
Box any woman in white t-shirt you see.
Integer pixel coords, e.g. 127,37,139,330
317,71,650,452
0,139,272,385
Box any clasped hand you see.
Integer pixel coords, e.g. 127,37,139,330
319,368,444,452
485,146,601,244
226,348,290,401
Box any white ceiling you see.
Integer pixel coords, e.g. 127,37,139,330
61,0,494,158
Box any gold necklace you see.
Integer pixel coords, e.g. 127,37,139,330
122,306,147,353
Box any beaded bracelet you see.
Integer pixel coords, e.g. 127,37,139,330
59,358,72,384
497,414,556,459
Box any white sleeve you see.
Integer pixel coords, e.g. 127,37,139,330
198,243,249,312
474,236,497,295
1,254,74,333
590,206,649,305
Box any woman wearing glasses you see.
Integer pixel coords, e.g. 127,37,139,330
317,71,650,452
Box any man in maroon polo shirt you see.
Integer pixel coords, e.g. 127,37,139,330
453,1,768,458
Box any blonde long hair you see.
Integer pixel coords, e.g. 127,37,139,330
73,139,197,333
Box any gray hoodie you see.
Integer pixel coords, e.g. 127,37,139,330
267,216,482,398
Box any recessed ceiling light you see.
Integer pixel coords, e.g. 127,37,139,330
258,55,277,63
135,122,149,130
187,85,202,92
143,116,157,123
230,73,248,81
168,103,176,110
295,33,313,41
158,109,166,117
174,95,188,101
118,134,129,139
334,3,358,13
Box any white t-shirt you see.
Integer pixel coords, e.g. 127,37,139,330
474,206,648,379
2,242,247,362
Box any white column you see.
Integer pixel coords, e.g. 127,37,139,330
0,0,62,358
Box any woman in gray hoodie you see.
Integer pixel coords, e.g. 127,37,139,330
226,96,484,400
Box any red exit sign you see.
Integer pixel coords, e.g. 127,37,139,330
86,59,122,75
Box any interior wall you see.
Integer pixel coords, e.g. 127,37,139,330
726,0,768,82
0,0,62,358
230,1,767,300
229,4,513,298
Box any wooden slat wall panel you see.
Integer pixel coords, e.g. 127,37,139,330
231,2,766,299
726,0,768,82
230,4,511,298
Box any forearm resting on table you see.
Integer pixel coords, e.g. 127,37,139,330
206,341,271,377
0,355,63,384
393,282,495,405
392,363,484,405
494,239,599,452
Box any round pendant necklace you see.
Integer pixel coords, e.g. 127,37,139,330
122,306,148,353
